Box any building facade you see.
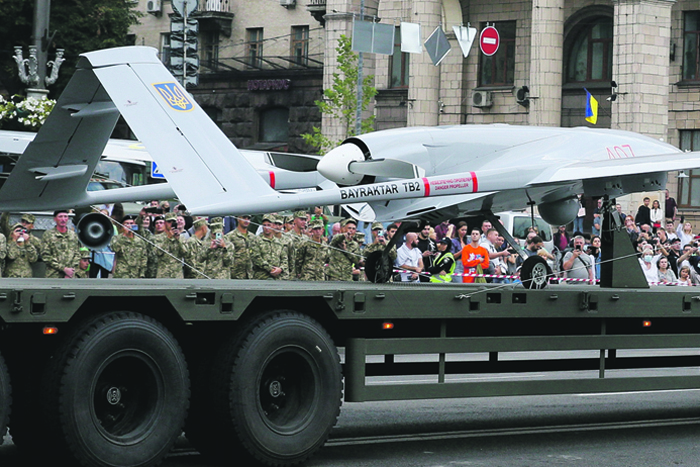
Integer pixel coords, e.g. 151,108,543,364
131,0,700,224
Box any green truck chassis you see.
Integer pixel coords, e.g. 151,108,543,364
0,278,699,467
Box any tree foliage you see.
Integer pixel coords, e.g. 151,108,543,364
0,0,141,98
302,35,377,155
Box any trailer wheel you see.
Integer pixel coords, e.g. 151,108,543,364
212,311,342,466
0,351,10,444
521,255,551,289
46,312,189,467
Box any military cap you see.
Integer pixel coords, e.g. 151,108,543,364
341,218,357,227
79,248,91,260
10,222,24,232
262,213,276,223
284,215,293,224
164,212,177,222
53,209,69,217
121,215,137,223
294,210,307,219
153,215,165,222
272,215,284,224
20,213,36,224
371,222,384,231
193,217,208,229
355,232,366,242
310,220,324,229
209,217,224,230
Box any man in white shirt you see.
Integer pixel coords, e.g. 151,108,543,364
395,232,424,282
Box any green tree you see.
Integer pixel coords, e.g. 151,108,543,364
0,0,140,98
302,35,377,155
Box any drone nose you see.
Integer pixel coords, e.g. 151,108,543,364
317,143,366,185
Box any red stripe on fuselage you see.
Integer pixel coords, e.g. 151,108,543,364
269,171,276,189
423,177,430,196
470,172,478,192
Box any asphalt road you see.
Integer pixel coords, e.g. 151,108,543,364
3,354,700,466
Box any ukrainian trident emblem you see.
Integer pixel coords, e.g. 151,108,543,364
153,82,193,111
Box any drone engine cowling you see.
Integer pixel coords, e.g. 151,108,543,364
537,197,579,227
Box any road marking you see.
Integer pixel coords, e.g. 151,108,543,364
576,388,700,397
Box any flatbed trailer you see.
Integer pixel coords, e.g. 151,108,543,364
0,278,699,467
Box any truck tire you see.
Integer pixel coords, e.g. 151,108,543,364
0,351,10,444
211,311,342,466
44,312,190,467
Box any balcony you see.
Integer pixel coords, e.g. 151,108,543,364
307,0,326,24
191,0,234,37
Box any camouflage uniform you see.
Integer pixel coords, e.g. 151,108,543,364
110,232,148,279
226,228,253,279
197,218,233,279
295,221,329,281
327,234,356,281
250,234,288,280
185,235,206,278
154,233,188,279
74,248,91,279
137,226,158,278
41,228,81,278
5,239,38,278
1,213,42,253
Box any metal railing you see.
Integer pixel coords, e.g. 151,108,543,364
199,0,231,13
201,54,324,73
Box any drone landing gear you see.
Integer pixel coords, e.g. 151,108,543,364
364,251,394,283
520,255,551,289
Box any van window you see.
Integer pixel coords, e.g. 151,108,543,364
512,217,552,242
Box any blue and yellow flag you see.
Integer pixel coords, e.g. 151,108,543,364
584,88,598,125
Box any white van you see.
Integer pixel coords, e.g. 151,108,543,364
494,211,554,252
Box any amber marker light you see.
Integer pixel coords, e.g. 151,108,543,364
42,326,58,335
382,322,394,330
642,320,652,328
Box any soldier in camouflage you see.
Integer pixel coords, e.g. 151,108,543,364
285,210,309,279
154,213,188,279
295,220,329,281
273,215,293,279
137,213,158,278
226,214,253,279
340,218,363,277
5,222,38,278
0,213,42,255
364,221,398,262
41,210,81,278
74,248,91,278
184,217,209,278
327,233,360,281
197,217,233,279
111,215,148,279
250,214,288,280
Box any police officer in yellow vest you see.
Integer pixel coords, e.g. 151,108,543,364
428,238,456,283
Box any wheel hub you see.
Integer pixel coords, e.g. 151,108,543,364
269,380,282,398
106,387,122,406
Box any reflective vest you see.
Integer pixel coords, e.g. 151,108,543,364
430,252,456,283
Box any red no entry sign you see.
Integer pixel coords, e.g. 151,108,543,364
480,26,500,56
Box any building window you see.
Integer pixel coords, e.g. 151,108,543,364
290,26,309,67
260,107,289,143
247,28,263,68
679,130,700,208
160,33,171,65
201,30,219,71
683,12,700,81
389,27,409,88
479,21,516,86
566,16,613,83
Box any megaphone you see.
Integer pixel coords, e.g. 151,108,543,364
76,212,114,249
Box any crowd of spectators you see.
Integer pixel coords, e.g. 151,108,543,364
1,189,695,285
